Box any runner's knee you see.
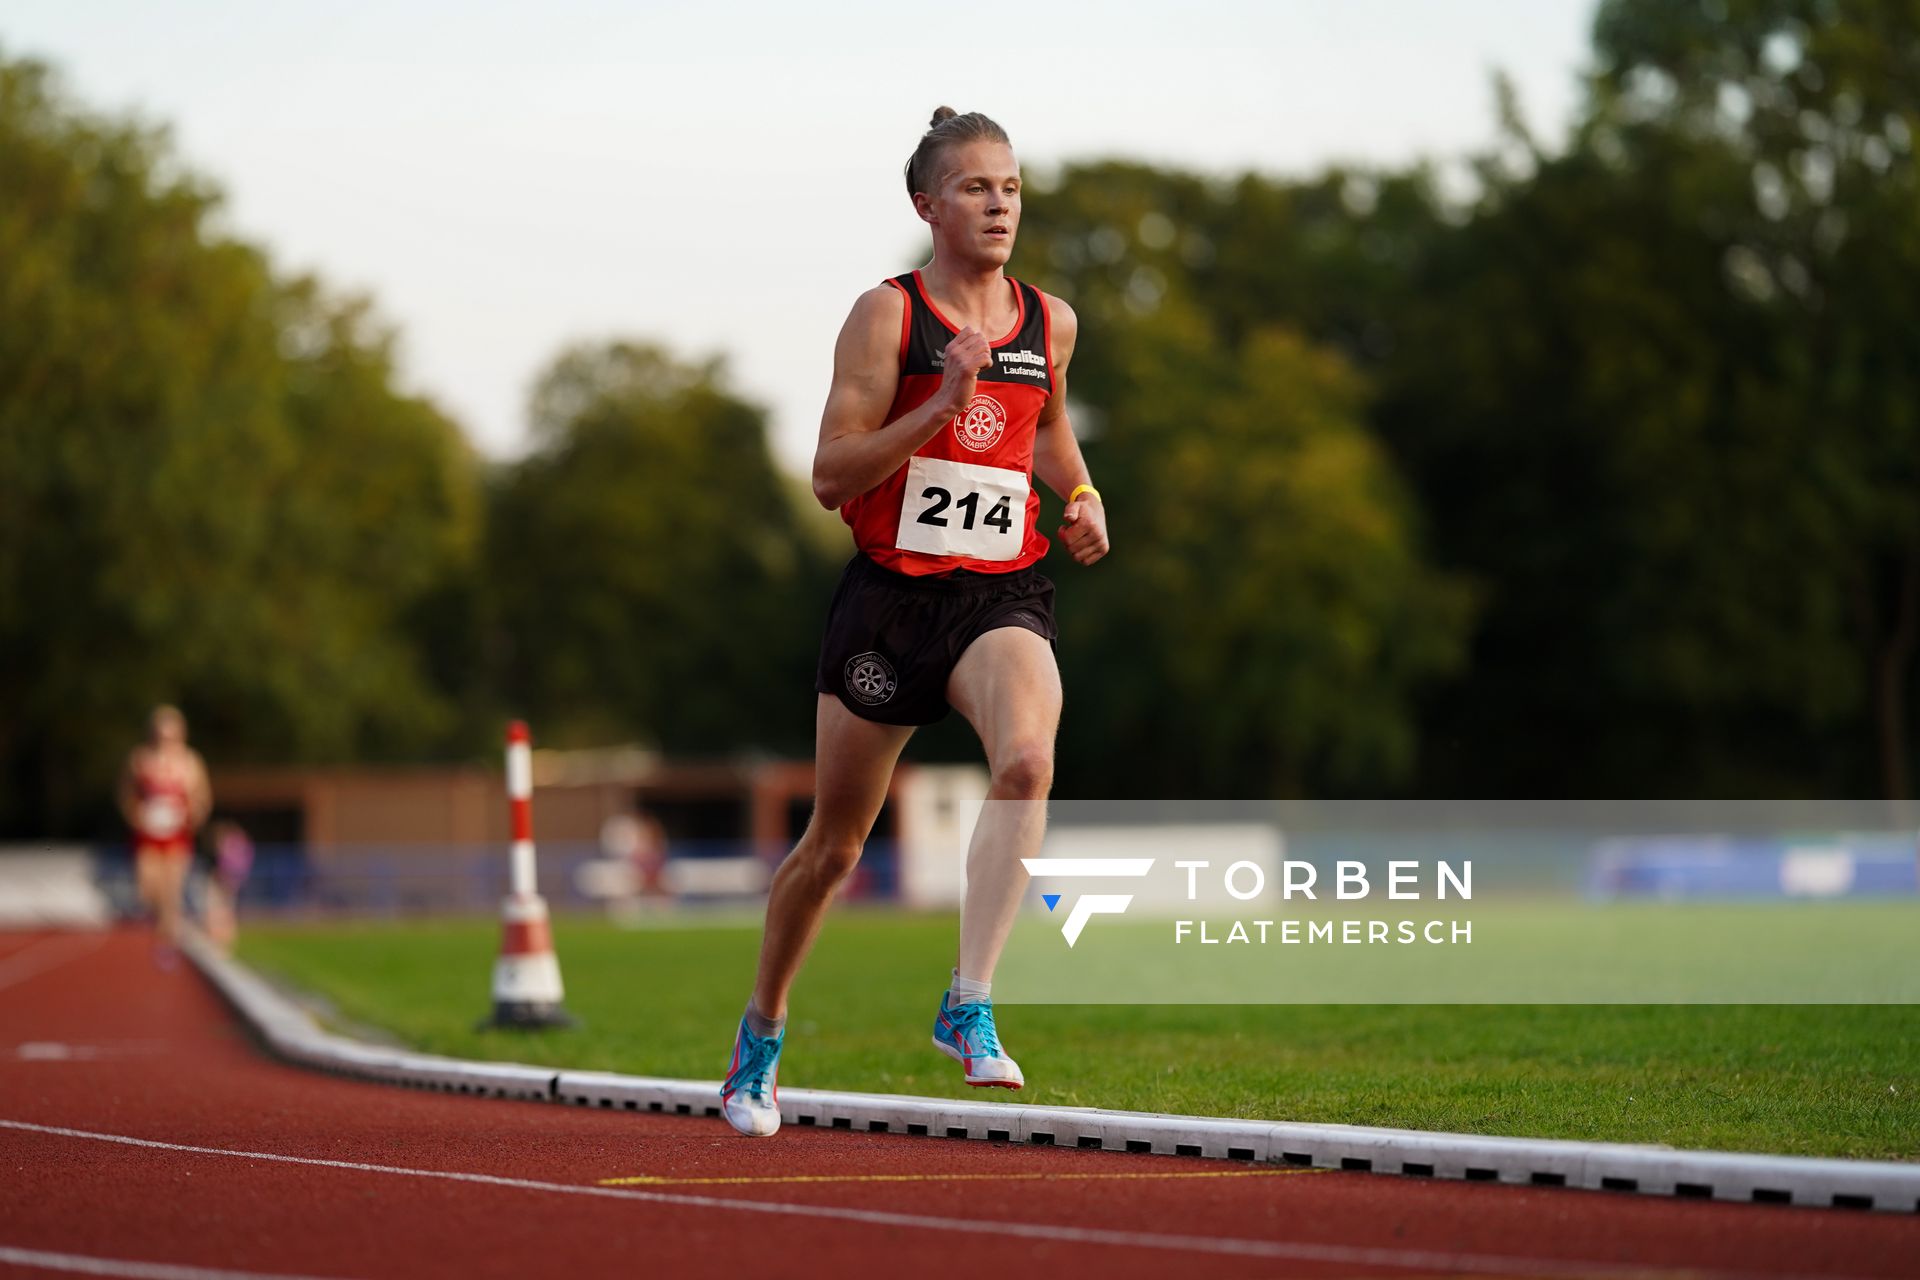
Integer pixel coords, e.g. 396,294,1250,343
793,830,865,888
990,740,1053,798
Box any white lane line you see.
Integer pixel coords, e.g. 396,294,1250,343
0,934,106,994
10,1041,168,1063
0,1244,350,1280
0,1119,1754,1278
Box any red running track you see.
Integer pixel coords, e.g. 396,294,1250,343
0,927,1914,1280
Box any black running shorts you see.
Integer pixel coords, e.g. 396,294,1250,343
814,553,1058,726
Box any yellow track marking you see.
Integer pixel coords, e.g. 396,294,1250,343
599,1167,1321,1187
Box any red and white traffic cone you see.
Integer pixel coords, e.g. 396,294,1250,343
481,720,575,1029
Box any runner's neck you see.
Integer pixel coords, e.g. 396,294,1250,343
918,265,1017,336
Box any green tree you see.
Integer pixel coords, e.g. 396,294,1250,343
1368,120,1843,795
1012,169,1474,795
0,52,481,835
1585,0,1920,796
1365,1,1919,797
190,282,483,764
490,342,826,755
1013,1,1919,800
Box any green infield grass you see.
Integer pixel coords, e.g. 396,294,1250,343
236,910,1919,1161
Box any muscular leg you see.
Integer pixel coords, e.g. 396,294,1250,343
138,850,188,947
162,856,190,945
947,627,1062,982
135,849,162,925
749,695,914,1019
205,877,236,950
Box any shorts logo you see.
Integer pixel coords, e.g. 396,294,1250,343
953,394,1007,453
844,652,898,705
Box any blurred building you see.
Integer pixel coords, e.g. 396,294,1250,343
208,749,985,914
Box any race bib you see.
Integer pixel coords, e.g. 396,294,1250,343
895,456,1028,562
140,796,186,837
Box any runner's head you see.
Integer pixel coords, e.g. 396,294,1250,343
906,107,1019,267
149,704,187,747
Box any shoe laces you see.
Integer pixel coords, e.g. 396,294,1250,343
946,998,1001,1058
724,1025,781,1102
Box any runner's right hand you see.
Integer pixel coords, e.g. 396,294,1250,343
939,327,992,414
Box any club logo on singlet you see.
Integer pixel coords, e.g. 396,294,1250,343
844,652,898,705
953,393,1007,453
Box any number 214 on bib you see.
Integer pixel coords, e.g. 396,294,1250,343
894,456,1028,562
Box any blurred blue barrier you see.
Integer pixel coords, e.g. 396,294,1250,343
1586,834,1918,901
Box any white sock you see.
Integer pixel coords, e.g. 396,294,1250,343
744,999,785,1038
949,969,991,1006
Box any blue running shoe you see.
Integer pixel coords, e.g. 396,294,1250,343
720,1015,784,1136
932,991,1024,1089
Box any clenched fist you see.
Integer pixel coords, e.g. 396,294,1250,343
938,327,993,415
1057,492,1109,566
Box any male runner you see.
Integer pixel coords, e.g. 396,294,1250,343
118,705,213,958
722,107,1109,1137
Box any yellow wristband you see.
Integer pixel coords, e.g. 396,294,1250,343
1068,484,1102,505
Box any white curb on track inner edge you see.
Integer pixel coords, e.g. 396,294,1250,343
181,934,1920,1215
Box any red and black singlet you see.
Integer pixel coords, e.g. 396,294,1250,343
131,757,193,854
840,270,1055,576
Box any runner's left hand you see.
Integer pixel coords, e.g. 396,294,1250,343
1057,495,1109,566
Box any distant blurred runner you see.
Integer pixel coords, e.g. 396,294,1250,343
118,705,212,962
721,107,1109,1137
629,810,668,900
202,820,254,951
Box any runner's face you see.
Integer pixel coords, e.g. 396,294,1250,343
933,142,1020,266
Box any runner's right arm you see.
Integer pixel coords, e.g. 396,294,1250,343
811,285,990,510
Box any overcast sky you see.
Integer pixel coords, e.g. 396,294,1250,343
7,1,1598,473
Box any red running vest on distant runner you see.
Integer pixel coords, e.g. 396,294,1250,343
840,270,1054,576
131,758,193,853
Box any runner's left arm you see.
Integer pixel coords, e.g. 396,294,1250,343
1033,296,1109,566
188,750,213,828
